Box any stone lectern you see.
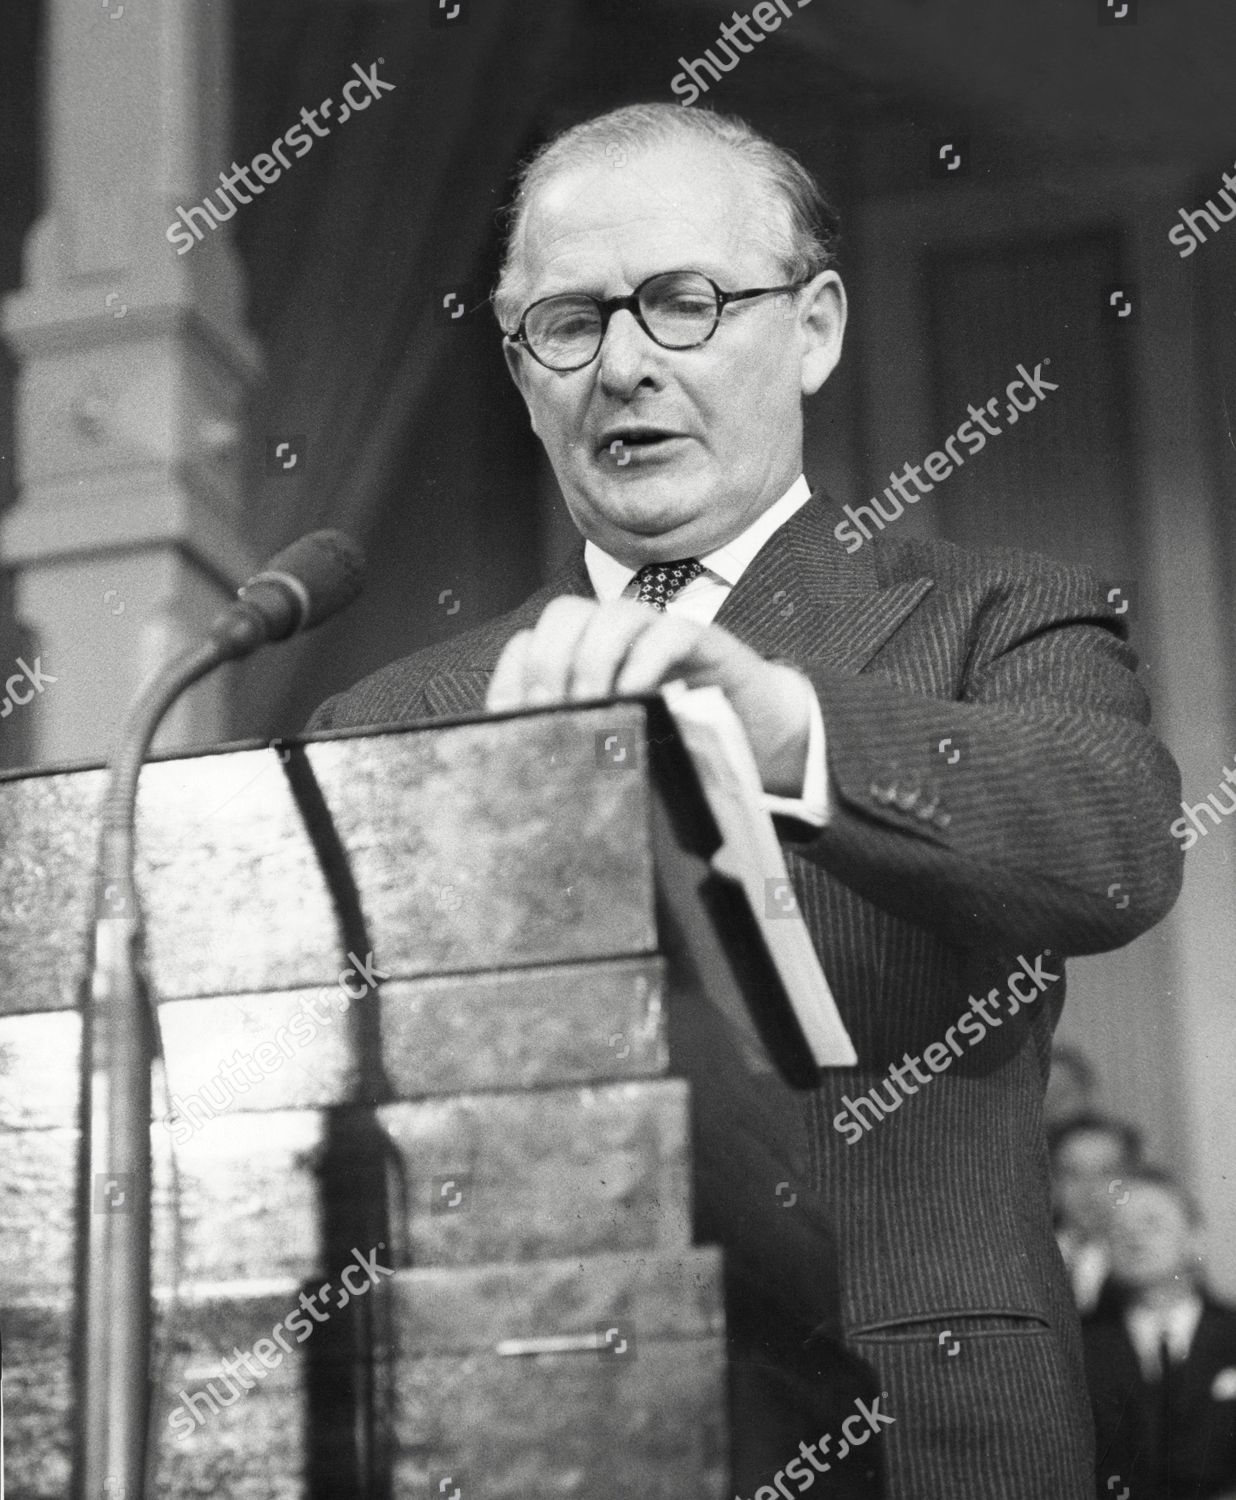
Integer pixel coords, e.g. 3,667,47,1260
0,699,877,1500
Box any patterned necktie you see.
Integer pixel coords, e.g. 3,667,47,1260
632,558,704,612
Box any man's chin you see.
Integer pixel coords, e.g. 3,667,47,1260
580,469,713,547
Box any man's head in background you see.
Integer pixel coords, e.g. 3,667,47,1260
494,103,847,568
1106,1168,1205,1299
1045,1044,1099,1130
1049,1113,1145,1241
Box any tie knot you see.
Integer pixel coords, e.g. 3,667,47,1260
632,558,704,612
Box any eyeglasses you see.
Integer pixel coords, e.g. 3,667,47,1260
504,269,807,372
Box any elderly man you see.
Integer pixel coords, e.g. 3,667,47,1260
309,103,1184,1498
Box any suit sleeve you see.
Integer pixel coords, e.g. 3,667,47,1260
300,660,439,735
781,567,1184,956
303,695,340,734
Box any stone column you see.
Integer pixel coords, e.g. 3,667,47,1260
1,0,260,767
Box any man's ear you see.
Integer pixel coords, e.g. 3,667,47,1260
503,340,544,438
799,270,847,397
504,339,532,398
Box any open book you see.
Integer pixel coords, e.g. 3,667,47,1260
659,680,857,1068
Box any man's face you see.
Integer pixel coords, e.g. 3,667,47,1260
1053,1129,1133,1237
503,139,846,566
1107,1183,1200,1292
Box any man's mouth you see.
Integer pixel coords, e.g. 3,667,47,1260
597,426,686,459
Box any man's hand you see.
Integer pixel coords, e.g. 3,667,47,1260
485,596,812,796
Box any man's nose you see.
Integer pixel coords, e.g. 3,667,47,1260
596,308,659,394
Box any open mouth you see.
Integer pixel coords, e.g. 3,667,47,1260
598,426,685,458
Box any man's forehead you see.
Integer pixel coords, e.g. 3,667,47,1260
516,140,771,292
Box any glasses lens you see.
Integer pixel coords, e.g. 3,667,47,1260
641,272,720,348
524,296,603,369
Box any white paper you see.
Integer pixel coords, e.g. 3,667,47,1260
659,681,857,1067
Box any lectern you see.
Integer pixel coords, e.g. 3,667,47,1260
0,700,880,1498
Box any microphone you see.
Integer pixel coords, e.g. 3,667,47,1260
211,528,367,658
77,530,365,1500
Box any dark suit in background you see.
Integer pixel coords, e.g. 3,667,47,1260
1085,1297,1236,1499
309,491,1184,1498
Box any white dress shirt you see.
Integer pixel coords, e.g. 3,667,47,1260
1126,1293,1205,1379
583,474,831,827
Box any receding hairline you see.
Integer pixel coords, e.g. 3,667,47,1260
493,104,838,328
501,140,788,308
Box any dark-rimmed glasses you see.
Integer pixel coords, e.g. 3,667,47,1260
504,269,807,372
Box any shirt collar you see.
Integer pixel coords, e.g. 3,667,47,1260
584,475,812,601
1127,1293,1205,1355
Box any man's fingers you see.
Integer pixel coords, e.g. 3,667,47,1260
567,603,658,699
613,615,710,696
520,597,603,703
488,600,730,712
486,629,534,710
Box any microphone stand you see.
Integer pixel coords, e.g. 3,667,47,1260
74,531,363,1499
77,627,262,1500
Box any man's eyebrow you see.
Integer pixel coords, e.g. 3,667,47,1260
528,277,610,300
527,263,742,302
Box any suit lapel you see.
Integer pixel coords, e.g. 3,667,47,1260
422,670,493,718
714,490,934,672
422,546,594,717
422,490,933,716
1178,1302,1228,1409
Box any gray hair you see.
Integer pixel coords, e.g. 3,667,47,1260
493,102,840,329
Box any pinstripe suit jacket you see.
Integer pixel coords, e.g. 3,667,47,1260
307,490,1183,1498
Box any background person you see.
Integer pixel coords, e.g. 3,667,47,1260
1050,1113,1145,1315
1085,1168,1236,1500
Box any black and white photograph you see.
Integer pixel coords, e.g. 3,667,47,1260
1,1,1234,1497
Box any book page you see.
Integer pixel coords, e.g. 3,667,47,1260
659,681,857,1068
